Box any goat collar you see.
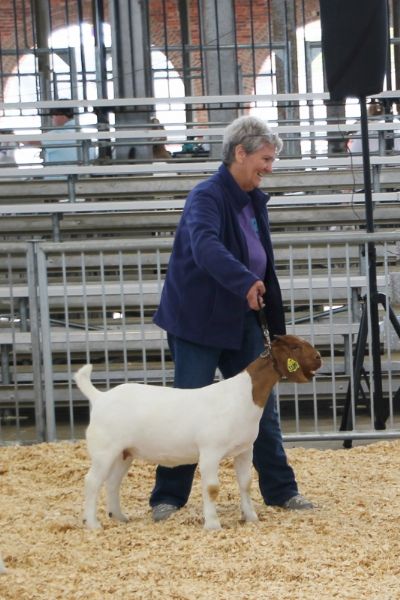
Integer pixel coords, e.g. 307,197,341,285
258,348,284,379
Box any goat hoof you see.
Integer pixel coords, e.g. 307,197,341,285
83,517,101,530
243,513,258,523
204,521,222,531
108,511,129,523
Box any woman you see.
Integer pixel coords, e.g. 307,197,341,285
150,115,314,521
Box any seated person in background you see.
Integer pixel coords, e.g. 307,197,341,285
44,107,98,170
150,116,171,159
44,107,78,167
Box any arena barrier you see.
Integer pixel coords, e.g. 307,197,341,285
0,231,399,445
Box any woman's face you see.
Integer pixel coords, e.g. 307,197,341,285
230,142,276,191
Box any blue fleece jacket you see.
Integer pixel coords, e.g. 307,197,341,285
153,163,286,349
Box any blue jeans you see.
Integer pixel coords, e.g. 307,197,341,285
150,311,298,507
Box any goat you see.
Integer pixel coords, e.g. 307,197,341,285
74,334,322,530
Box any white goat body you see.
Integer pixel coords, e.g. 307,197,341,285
81,369,261,468
75,334,322,530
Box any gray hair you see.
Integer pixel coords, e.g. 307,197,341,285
221,115,283,166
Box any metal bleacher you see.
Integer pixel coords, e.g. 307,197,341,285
1,96,400,443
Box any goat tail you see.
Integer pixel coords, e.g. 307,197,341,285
74,364,99,406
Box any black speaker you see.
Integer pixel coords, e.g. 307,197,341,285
319,0,388,100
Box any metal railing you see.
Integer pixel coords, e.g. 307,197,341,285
1,231,399,445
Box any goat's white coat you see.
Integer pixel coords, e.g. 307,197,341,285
85,372,261,466
76,364,262,530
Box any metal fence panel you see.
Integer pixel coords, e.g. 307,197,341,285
1,232,400,445
0,243,44,444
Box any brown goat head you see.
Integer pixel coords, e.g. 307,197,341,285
271,335,322,383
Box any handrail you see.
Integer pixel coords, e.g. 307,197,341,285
1,89,400,111
1,153,400,179
0,119,399,143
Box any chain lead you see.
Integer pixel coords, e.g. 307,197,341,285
257,296,272,357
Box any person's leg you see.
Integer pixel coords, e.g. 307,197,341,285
150,334,220,509
218,311,299,506
253,389,298,505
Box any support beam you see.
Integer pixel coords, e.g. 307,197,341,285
110,0,153,160
200,0,240,156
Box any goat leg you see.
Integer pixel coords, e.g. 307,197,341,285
199,451,222,530
84,454,116,529
105,452,133,522
234,449,258,523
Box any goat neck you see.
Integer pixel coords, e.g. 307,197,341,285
245,354,281,408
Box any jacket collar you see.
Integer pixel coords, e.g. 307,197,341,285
216,163,270,212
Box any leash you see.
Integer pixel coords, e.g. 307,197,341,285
257,296,272,357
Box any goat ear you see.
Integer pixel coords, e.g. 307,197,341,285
290,343,301,350
273,335,302,351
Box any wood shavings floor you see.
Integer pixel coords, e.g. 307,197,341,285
1,439,400,600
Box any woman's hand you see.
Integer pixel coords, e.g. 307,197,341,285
246,280,266,310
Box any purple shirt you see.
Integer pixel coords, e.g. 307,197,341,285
238,200,267,281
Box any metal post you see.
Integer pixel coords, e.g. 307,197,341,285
93,0,112,160
26,241,46,442
178,0,194,126
0,345,10,386
36,244,57,441
200,0,240,153
359,96,387,429
32,0,52,110
110,0,153,160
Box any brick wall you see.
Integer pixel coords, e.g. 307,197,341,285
0,0,320,100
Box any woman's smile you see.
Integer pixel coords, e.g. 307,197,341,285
229,142,276,191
